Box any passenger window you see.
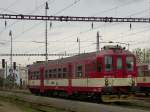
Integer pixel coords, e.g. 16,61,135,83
37,71,39,79
53,69,57,78
45,70,48,79
126,56,134,71
58,68,62,78
63,68,67,78
97,62,102,72
76,65,83,78
117,57,122,70
49,70,52,78
105,56,113,72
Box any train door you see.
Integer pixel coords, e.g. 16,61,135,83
115,56,123,78
40,67,44,93
68,63,72,94
85,61,90,87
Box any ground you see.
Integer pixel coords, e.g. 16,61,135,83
0,100,24,112
0,96,68,112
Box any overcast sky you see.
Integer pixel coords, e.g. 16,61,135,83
0,0,150,66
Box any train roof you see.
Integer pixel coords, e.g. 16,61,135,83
32,52,97,65
30,45,134,67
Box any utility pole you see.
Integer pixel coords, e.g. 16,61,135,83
5,61,7,78
77,37,80,54
96,31,100,53
45,2,49,62
9,30,13,75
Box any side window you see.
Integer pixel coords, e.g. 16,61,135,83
45,70,48,79
85,64,90,76
126,56,134,71
76,65,83,78
37,71,39,79
63,68,67,78
49,70,52,78
58,68,62,78
138,67,143,77
105,56,113,72
117,57,122,70
34,72,36,79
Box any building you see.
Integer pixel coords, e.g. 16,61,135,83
0,65,28,87
18,66,28,88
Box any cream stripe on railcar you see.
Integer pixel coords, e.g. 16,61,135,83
28,80,40,86
44,79,68,86
72,79,88,87
72,78,135,87
110,78,136,86
137,77,150,83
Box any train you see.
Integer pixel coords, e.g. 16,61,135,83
137,63,150,95
28,45,137,102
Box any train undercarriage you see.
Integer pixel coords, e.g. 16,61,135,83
29,86,136,103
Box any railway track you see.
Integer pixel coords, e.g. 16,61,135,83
136,94,150,102
0,90,150,112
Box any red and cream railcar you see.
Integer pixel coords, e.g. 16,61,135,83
28,45,137,102
137,64,150,95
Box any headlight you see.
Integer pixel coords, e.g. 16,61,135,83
131,78,136,86
129,77,136,86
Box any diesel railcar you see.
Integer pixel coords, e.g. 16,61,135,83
28,45,137,102
137,64,150,95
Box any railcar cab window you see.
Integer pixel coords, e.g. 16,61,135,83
53,69,57,78
105,56,113,72
117,57,122,70
126,56,134,71
76,65,83,77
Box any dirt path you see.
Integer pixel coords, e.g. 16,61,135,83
0,100,24,112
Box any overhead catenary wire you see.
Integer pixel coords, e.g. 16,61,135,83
0,0,81,46
0,0,149,61
0,0,142,45
17,3,150,55
0,0,55,36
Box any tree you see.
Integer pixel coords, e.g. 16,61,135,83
133,48,150,64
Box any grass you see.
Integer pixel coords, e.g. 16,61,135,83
0,96,68,112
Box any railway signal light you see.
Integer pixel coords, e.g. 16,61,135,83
2,59,5,68
13,62,16,70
